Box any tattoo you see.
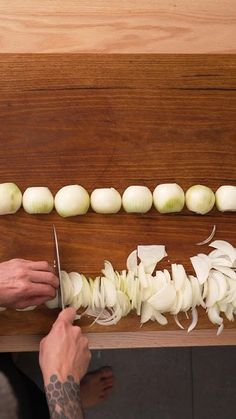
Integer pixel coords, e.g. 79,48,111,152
45,374,84,419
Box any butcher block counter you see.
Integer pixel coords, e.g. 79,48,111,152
0,54,235,351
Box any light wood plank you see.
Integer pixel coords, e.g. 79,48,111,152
1,329,236,352
0,1,235,53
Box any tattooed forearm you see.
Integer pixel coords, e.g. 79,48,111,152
45,374,84,419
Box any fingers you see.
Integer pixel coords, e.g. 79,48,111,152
15,296,51,309
30,270,59,289
27,261,54,273
13,259,54,273
26,283,56,299
57,307,77,324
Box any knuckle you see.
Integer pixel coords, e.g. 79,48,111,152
18,281,28,294
16,268,28,281
49,287,56,298
48,272,57,285
43,261,51,271
47,272,54,281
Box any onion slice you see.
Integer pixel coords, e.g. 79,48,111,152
188,307,198,333
190,255,211,284
137,245,167,274
174,314,184,330
126,250,138,274
196,225,216,246
209,240,236,264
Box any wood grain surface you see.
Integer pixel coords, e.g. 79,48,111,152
0,1,235,53
0,54,236,349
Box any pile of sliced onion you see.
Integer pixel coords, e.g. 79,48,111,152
44,236,236,335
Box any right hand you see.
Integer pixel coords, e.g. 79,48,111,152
39,308,91,385
0,258,58,309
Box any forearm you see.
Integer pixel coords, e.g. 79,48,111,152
45,374,84,419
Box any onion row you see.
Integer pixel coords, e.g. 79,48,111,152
44,240,236,335
0,183,236,216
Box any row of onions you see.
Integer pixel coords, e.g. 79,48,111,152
0,182,236,216
42,237,236,335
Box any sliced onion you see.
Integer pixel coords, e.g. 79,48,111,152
209,240,236,264
126,250,138,274
140,301,154,324
170,290,182,315
205,274,219,307
138,262,148,288
102,260,115,282
16,306,37,311
213,265,236,280
190,255,211,284
207,305,223,326
174,314,184,329
153,311,168,326
188,307,198,333
137,245,167,275
196,225,216,245
217,323,224,336
181,279,193,312
148,283,176,312
171,264,185,291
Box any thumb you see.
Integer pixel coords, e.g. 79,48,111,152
57,307,77,324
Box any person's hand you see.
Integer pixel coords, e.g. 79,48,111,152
39,307,91,386
0,258,58,309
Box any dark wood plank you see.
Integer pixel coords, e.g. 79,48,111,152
0,54,235,341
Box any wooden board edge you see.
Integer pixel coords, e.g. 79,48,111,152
1,330,236,352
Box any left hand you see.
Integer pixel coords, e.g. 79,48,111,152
39,308,91,385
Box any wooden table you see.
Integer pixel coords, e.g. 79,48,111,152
0,54,236,350
0,0,235,53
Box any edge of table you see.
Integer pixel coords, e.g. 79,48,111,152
1,329,236,352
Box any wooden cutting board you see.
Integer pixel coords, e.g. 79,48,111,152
0,54,235,349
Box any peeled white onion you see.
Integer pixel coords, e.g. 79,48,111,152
55,185,90,217
215,185,236,212
153,183,185,213
186,185,215,214
122,186,153,213
0,182,22,215
91,188,121,214
23,187,54,214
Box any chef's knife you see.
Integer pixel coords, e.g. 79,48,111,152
53,225,65,310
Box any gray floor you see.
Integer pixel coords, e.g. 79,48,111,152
15,346,236,419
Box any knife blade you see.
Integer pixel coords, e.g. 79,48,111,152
53,225,65,310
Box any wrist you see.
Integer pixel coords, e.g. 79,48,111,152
43,370,80,387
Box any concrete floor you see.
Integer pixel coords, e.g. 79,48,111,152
15,346,236,419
